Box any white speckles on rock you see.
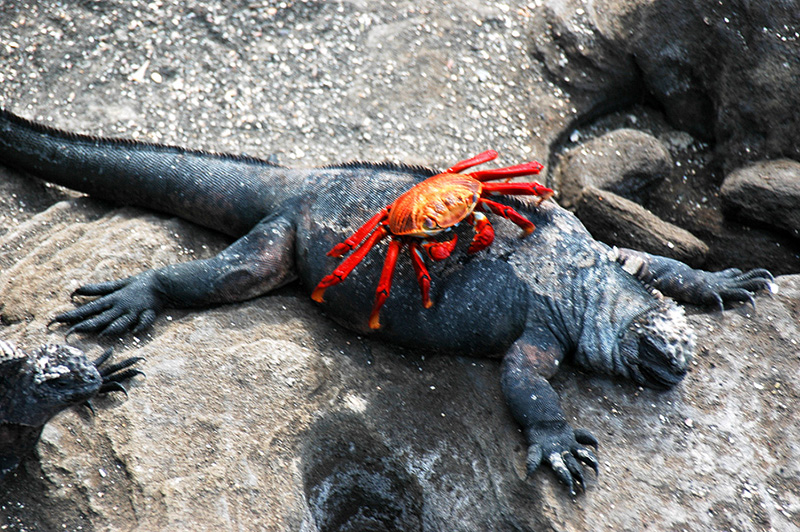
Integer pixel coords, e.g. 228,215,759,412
343,393,368,413
0,0,558,172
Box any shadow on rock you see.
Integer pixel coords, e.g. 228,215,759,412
302,412,424,532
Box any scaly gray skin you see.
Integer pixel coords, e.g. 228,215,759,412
0,340,142,482
0,109,774,493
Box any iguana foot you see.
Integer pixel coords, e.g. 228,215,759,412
616,248,776,310
52,272,163,337
525,423,599,495
83,349,144,413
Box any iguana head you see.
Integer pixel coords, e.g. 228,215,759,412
0,342,102,427
617,302,696,389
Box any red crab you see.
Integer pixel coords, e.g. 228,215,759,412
311,150,553,329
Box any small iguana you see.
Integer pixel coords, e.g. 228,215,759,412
0,109,773,493
0,340,142,481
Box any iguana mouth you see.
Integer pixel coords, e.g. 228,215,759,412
618,302,696,389
636,335,689,388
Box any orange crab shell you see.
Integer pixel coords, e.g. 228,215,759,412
386,173,481,237
312,149,551,331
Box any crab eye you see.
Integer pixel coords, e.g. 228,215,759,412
423,218,436,229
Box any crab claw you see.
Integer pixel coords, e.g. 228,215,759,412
467,212,494,254
313,226,390,303
446,150,499,174
368,239,403,330
422,234,458,261
478,198,536,235
327,209,389,258
469,160,545,182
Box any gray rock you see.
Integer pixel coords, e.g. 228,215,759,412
574,186,709,266
0,195,797,531
529,0,639,118
535,0,800,172
534,0,800,275
721,159,800,238
555,129,672,208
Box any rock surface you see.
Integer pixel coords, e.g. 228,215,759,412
721,159,800,238
0,1,798,531
534,0,800,172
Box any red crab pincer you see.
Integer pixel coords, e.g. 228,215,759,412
311,150,554,329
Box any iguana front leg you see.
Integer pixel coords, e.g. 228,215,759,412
54,214,297,336
614,248,775,310
501,326,599,495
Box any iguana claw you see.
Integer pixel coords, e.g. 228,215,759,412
574,427,599,447
93,349,145,395
704,267,775,311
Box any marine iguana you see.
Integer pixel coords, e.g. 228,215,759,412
0,109,773,493
0,340,142,481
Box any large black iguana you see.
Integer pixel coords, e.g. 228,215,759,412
0,340,142,481
0,109,773,493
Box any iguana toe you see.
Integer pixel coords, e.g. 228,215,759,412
94,351,145,395
525,444,543,477
55,273,164,337
575,447,600,475
72,278,129,297
574,427,598,447
548,452,579,495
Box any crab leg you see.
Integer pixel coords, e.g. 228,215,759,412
408,241,433,309
470,161,545,182
369,238,403,329
481,181,554,204
312,225,390,303
467,212,495,254
446,150,499,174
477,198,536,234
327,208,389,258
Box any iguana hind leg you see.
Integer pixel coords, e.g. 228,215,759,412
54,213,297,337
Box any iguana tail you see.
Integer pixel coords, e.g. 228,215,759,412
0,108,300,237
